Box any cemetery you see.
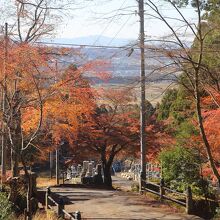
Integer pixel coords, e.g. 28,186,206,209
66,161,103,185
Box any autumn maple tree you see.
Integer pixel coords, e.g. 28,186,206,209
0,1,85,218
69,88,173,187
72,89,138,186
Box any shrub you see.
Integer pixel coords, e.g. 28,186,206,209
0,192,13,220
159,146,205,194
157,88,178,120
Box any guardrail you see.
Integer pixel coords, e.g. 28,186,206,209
143,179,193,214
45,187,81,220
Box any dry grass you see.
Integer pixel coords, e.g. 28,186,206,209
17,210,58,220
36,177,57,188
33,210,57,220
96,81,177,106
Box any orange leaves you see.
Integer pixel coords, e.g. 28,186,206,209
203,109,220,159
6,44,49,75
39,63,97,148
83,60,112,82
202,87,220,108
145,118,175,161
22,107,40,134
202,164,220,183
96,87,135,108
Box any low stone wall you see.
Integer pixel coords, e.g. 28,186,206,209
120,172,140,181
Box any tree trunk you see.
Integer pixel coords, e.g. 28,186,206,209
100,146,113,187
21,154,32,220
11,149,19,177
195,78,220,185
10,91,22,177
100,144,118,187
103,164,112,187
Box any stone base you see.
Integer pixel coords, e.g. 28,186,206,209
93,174,103,185
81,176,93,184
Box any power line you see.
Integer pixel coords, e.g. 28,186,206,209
107,14,133,46
92,0,127,46
34,41,137,49
34,40,220,52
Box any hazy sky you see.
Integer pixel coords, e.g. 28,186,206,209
0,0,198,44
57,0,198,41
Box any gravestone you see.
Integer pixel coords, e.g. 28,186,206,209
66,168,71,179
81,161,89,177
134,164,140,181
93,164,103,185
71,165,77,178
77,164,82,176
83,161,89,170
86,163,93,177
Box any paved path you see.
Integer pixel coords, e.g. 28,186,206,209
50,177,202,220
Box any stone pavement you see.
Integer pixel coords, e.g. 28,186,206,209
50,176,203,220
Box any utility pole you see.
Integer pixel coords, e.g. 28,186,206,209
1,23,8,188
138,0,146,190
50,151,53,179
56,148,59,185
54,59,60,185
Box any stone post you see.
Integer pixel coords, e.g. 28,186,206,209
74,211,81,220
45,187,51,210
159,178,165,200
58,197,65,219
29,172,38,214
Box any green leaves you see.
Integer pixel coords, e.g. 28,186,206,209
0,193,13,220
157,88,178,120
159,146,201,190
166,0,218,10
168,0,190,8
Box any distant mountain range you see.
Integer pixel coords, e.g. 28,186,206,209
43,36,179,83
44,35,136,47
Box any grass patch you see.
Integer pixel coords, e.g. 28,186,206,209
36,177,58,188
131,183,139,192
33,210,57,220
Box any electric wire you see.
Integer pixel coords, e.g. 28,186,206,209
107,14,133,46
92,0,127,46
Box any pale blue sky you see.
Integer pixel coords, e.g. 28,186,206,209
0,0,198,44
57,0,198,41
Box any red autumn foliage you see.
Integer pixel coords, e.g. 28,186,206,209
145,116,175,161
203,109,220,160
